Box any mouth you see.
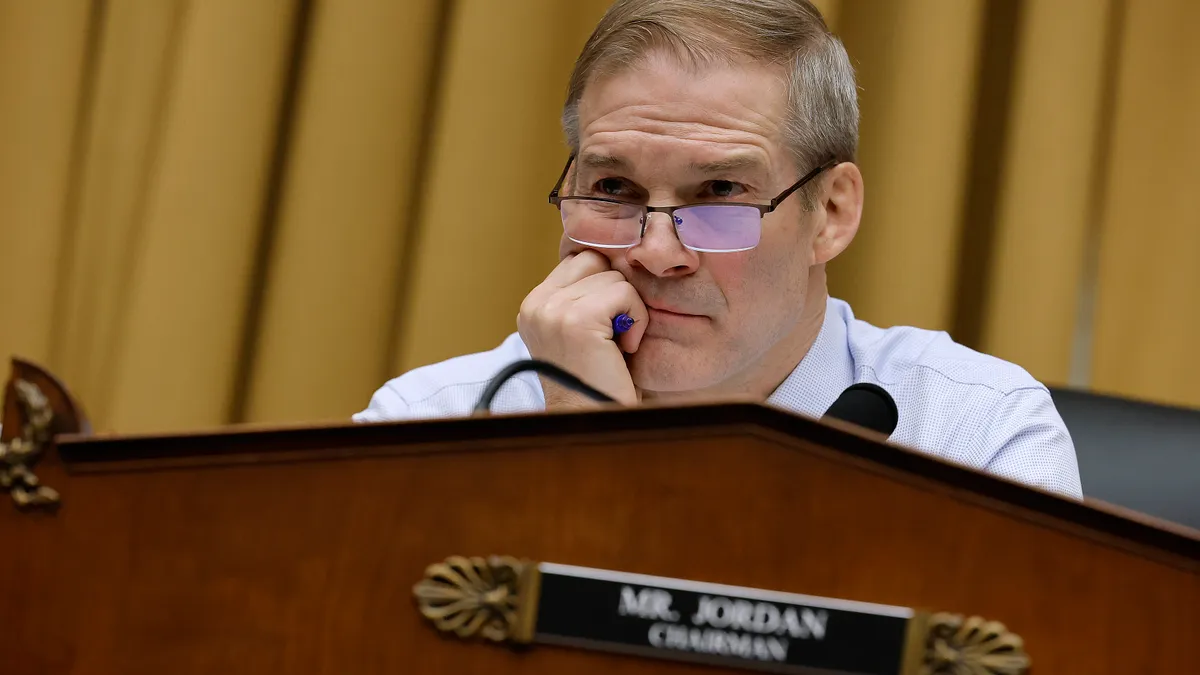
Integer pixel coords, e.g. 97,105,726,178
645,302,707,323
645,298,691,313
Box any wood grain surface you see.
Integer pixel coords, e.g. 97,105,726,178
3,403,1197,674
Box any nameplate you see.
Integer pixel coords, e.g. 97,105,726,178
412,556,1029,675
536,562,911,674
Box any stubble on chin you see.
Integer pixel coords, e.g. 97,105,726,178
628,334,721,395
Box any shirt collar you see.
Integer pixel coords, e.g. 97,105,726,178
765,297,855,418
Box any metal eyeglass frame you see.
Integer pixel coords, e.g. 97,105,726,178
546,154,838,245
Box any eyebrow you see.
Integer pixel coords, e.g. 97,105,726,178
689,155,768,175
577,153,629,171
575,152,767,176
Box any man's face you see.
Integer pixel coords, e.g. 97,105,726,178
565,52,828,395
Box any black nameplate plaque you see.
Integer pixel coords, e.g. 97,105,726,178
535,562,911,675
412,555,1029,675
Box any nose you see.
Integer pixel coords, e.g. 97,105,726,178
625,211,700,277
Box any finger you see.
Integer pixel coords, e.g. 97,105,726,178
527,269,623,322
540,270,635,334
561,269,627,300
534,271,641,347
542,249,611,290
522,252,606,310
575,280,648,354
614,285,649,354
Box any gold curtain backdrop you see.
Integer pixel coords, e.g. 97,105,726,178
1,0,1197,434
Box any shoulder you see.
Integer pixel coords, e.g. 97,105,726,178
838,301,1038,396
834,300,1082,498
352,333,544,422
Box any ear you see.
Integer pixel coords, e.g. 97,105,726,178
811,162,863,265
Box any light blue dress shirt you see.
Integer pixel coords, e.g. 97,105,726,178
355,297,1082,498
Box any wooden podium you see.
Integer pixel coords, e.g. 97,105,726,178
2,358,1197,674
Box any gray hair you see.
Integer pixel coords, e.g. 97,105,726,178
562,0,858,203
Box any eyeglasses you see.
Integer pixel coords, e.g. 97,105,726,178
547,155,836,253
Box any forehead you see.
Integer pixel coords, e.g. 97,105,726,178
575,51,790,168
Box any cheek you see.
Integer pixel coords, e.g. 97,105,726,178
701,254,754,314
768,207,815,260
753,217,816,298
706,245,807,319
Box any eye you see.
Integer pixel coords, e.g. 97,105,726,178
704,180,746,199
594,177,633,197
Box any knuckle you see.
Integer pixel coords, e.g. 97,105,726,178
518,294,544,322
518,296,536,318
521,299,554,328
521,282,551,310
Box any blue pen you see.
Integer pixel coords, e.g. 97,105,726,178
612,313,635,335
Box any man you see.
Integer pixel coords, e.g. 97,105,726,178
355,0,1082,498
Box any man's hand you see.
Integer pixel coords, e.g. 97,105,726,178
517,250,648,408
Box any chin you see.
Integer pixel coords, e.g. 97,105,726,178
628,336,725,393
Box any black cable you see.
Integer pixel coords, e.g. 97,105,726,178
473,359,616,414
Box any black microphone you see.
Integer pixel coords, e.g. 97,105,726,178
822,383,898,437
473,359,615,414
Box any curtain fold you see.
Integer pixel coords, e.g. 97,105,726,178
51,0,187,424
2,0,1200,431
978,0,1113,385
830,0,985,332
1091,0,1200,408
106,0,300,433
0,3,93,368
53,0,301,433
393,0,612,373
241,0,445,424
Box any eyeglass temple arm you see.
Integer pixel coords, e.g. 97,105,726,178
548,154,577,203
768,157,838,210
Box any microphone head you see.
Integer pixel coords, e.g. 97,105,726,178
822,382,898,437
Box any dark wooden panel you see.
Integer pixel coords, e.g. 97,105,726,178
50,403,1200,562
3,418,1197,674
